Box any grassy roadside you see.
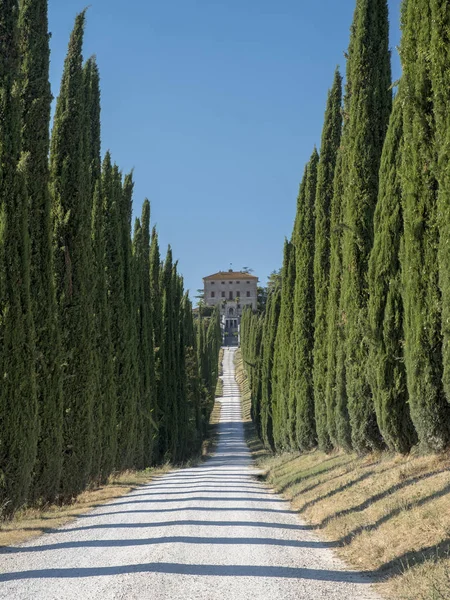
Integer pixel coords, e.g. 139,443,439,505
235,349,450,600
0,466,171,548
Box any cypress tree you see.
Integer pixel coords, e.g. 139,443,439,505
313,69,342,452
150,227,162,347
0,0,37,514
132,218,146,469
290,149,319,451
338,0,391,453
149,227,162,460
325,150,351,450
50,11,94,499
19,0,63,501
272,239,296,450
159,247,176,460
400,0,450,450
91,175,117,482
116,172,139,469
367,94,417,453
287,167,307,447
133,200,156,467
260,286,281,450
103,155,130,469
183,295,203,455
431,1,450,415
83,56,104,483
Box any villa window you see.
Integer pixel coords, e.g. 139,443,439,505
221,291,225,298
246,291,250,297
229,291,233,300
211,291,215,298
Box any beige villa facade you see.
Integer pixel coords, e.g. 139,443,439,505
203,270,258,344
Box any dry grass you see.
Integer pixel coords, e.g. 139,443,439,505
234,351,450,599
258,450,450,599
0,465,171,548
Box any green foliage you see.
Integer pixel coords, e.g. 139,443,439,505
313,69,342,452
290,149,318,451
338,0,391,453
272,240,296,450
19,0,63,502
0,4,225,517
367,95,416,453
0,0,37,515
50,10,95,501
400,0,450,451
260,287,281,450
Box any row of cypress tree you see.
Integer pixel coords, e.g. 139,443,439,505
241,0,450,457
0,3,221,517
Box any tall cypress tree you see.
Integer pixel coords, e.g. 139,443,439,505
91,176,117,482
313,69,342,452
290,149,318,451
50,11,94,499
260,286,281,450
400,0,450,450
19,0,63,502
159,247,176,460
431,1,450,415
133,200,156,468
367,94,417,453
325,151,348,449
338,0,391,453
0,0,37,515
149,227,162,460
115,172,139,469
83,56,104,483
272,239,296,450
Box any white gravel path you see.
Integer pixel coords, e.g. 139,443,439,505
0,347,380,600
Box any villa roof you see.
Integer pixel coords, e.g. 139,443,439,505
203,271,258,281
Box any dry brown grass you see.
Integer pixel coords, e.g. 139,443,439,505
256,448,450,599
234,351,450,599
0,465,171,548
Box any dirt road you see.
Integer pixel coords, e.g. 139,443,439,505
0,347,379,599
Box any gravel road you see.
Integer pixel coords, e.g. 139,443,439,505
0,347,379,599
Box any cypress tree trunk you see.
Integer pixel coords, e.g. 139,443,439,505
400,0,450,451
313,69,342,452
272,239,295,450
338,0,391,453
0,0,37,515
19,0,63,502
290,149,319,451
50,11,94,499
367,94,417,453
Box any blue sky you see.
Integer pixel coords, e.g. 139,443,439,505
48,0,403,298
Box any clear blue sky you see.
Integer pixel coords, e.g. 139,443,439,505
48,0,402,298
